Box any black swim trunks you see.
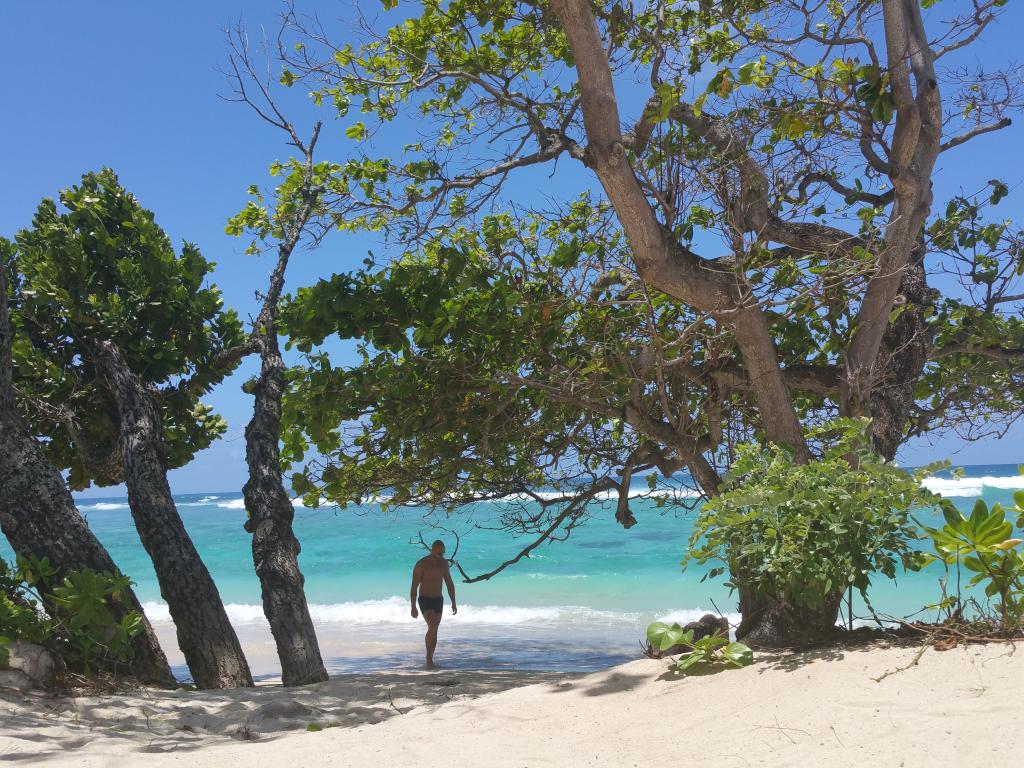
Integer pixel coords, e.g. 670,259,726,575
417,595,443,614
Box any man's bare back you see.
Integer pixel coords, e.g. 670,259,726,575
410,540,457,669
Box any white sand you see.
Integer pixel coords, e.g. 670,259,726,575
1,642,1021,767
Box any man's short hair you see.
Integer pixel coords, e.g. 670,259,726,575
431,539,445,550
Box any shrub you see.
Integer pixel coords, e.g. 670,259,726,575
0,555,142,675
686,419,939,622
921,492,1024,629
646,622,753,673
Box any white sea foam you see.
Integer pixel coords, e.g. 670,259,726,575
179,495,224,508
211,488,703,510
83,502,129,511
921,475,1024,498
471,488,703,504
141,596,642,626
655,608,742,627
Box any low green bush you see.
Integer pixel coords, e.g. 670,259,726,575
0,555,142,675
686,419,940,620
646,621,753,673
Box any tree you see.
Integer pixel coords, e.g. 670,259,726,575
0,244,174,686
223,28,331,686
9,171,253,687
274,0,1022,644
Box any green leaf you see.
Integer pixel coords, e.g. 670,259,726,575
674,652,705,672
659,626,686,652
721,642,754,667
646,621,670,646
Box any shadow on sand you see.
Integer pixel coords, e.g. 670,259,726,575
0,667,578,762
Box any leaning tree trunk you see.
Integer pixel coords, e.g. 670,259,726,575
867,242,936,461
243,331,328,686
735,587,844,648
96,341,253,689
0,428,176,686
0,270,173,685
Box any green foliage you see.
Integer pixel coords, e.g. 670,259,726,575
279,200,682,510
687,419,938,611
266,0,1024,522
6,169,245,488
0,559,51,669
921,493,1024,628
0,555,142,675
646,622,753,673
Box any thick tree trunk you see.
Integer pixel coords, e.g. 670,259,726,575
0,270,173,685
0,427,176,686
868,244,936,461
735,587,843,648
243,331,328,686
729,305,811,461
549,0,809,461
841,0,942,415
96,341,253,689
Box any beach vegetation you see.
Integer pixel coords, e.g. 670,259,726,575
7,169,244,489
0,253,174,686
686,419,939,645
646,621,753,673
921,495,1024,629
5,170,253,689
0,555,142,676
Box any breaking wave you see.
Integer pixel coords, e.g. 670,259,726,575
921,475,1024,498
139,596,720,627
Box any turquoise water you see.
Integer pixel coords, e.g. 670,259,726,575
2,464,1022,679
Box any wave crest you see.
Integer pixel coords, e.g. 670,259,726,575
139,596,720,627
921,475,1024,498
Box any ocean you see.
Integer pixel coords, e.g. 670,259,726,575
3,463,1022,681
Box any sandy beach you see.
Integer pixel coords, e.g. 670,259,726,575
2,642,1020,767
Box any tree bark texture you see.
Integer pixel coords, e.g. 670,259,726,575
0,270,174,685
0,427,178,686
96,341,253,689
243,330,328,686
841,0,942,415
868,243,936,460
735,587,843,648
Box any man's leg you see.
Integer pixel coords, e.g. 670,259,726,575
423,610,441,669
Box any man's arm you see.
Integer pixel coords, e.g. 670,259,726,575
410,562,422,619
444,563,457,615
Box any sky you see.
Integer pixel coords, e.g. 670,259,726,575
1,1,1022,497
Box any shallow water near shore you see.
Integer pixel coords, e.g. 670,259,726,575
3,463,1022,681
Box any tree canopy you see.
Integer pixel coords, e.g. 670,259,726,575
4,169,245,489
271,1,1022,541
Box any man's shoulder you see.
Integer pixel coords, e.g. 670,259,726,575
414,555,433,568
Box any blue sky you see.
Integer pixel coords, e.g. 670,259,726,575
1,1,1021,497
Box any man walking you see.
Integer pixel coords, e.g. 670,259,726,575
410,539,457,669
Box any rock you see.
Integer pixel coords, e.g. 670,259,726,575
659,614,731,656
1,642,58,689
685,613,730,640
0,668,36,692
